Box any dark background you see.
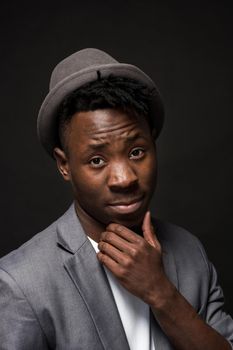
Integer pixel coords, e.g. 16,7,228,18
0,1,232,314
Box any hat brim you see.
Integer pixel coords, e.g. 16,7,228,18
37,63,164,157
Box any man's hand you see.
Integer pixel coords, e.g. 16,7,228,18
97,211,231,350
97,211,173,306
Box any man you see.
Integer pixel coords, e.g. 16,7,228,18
0,48,232,350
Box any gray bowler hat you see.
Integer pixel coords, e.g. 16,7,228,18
37,48,164,157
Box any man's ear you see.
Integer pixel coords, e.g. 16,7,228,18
53,147,71,181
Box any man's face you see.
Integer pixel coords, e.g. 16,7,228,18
55,108,157,229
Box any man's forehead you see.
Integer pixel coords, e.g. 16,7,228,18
87,130,148,146
70,109,150,137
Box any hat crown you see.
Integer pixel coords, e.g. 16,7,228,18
38,47,164,157
49,48,118,90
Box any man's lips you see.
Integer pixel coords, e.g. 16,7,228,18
107,197,144,214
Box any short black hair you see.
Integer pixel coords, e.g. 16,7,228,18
57,75,156,149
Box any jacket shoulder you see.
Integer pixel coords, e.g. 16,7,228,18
0,216,61,282
0,205,76,273
155,219,207,257
154,219,210,279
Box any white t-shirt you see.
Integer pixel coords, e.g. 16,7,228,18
89,237,155,350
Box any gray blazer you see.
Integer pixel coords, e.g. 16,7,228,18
0,204,233,349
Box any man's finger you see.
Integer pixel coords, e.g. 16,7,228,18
100,231,135,255
106,223,141,243
98,241,125,263
97,251,122,277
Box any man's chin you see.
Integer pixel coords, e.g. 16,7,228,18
106,211,145,230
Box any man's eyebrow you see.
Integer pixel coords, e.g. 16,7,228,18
125,133,147,142
87,142,110,150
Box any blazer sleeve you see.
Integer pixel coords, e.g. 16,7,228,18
199,244,233,348
0,268,49,350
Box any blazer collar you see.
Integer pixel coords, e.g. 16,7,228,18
56,203,87,253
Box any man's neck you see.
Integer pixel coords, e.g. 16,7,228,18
74,201,106,243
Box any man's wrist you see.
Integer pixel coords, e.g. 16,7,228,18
146,277,177,311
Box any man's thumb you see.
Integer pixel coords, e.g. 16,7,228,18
142,211,157,247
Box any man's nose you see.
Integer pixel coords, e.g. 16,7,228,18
107,161,138,191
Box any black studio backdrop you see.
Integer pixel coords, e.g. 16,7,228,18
0,0,233,313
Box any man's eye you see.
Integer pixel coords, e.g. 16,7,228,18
129,148,145,159
89,157,105,167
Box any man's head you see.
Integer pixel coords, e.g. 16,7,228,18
54,108,157,230
37,48,164,231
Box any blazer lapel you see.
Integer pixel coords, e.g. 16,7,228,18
56,204,130,350
154,219,179,289
149,237,178,350
149,219,179,349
